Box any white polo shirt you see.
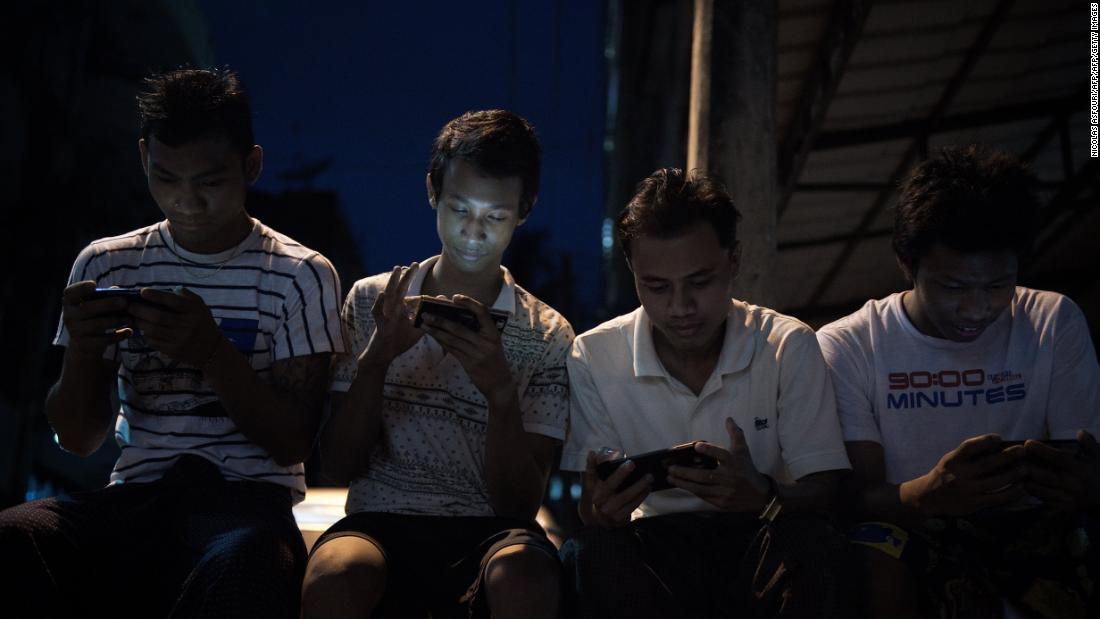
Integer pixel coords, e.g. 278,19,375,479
562,299,851,519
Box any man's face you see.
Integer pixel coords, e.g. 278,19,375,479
140,134,259,245
431,159,527,275
629,221,738,354
904,243,1018,342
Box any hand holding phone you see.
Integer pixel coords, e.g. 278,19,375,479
413,296,508,333
597,442,718,492
62,282,134,358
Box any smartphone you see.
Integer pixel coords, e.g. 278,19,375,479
413,296,509,333
596,442,718,492
85,287,143,302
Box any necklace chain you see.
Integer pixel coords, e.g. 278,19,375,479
166,228,245,280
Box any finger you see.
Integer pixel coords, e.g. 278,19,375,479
967,447,1026,478
62,280,98,305
693,441,731,464
1021,481,1076,506
73,296,130,317
68,314,133,336
126,302,177,326
600,474,652,519
667,464,723,485
371,291,387,320
1022,461,1079,491
381,266,404,317
953,434,1003,460
969,463,1027,494
726,417,749,454
422,320,481,350
452,294,490,319
583,451,600,488
396,262,419,296
668,475,719,499
968,484,1027,510
74,331,132,349
1025,441,1077,471
592,460,638,506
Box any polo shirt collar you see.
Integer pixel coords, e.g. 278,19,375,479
406,255,516,315
631,301,755,379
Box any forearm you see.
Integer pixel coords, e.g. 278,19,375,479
320,361,388,484
44,351,116,456
852,478,927,525
484,388,546,520
201,338,321,466
774,470,844,516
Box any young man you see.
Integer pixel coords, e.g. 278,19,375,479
301,110,572,618
816,145,1100,619
0,68,343,618
561,168,852,618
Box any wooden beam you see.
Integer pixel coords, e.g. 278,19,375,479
803,0,1016,308
813,94,1076,151
777,0,871,216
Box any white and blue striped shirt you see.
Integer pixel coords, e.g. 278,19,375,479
54,218,344,503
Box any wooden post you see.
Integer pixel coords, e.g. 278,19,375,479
688,0,777,307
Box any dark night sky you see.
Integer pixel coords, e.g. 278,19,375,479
195,1,608,319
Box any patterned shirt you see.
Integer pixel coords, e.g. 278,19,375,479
331,255,573,516
54,218,344,502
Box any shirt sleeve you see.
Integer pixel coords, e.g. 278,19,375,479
519,318,573,441
817,326,881,445
776,327,851,480
1045,298,1100,439
560,338,624,472
330,279,379,393
273,252,345,361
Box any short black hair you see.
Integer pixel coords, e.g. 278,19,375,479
137,67,254,157
617,168,741,261
428,110,542,219
893,145,1038,275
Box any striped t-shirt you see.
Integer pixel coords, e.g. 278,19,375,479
331,255,573,516
54,218,344,502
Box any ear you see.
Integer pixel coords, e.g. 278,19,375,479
138,139,149,176
425,172,437,209
728,242,743,279
517,196,535,227
244,145,263,185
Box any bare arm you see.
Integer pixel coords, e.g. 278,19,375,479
320,364,386,485
846,437,1027,525
482,388,559,520
201,341,331,466
45,281,129,456
128,286,331,466
319,264,422,484
421,294,557,520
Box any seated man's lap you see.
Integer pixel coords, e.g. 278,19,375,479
850,508,1097,619
311,511,557,617
562,511,850,619
0,456,302,617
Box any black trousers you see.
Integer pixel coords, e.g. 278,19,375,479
0,455,306,619
560,511,854,619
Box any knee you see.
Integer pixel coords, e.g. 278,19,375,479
302,537,387,603
485,544,561,599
